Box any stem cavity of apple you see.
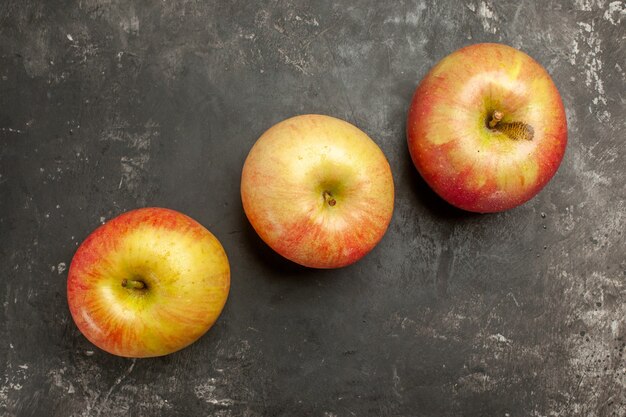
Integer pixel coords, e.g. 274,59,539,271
487,110,534,141
122,278,146,290
323,190,336,207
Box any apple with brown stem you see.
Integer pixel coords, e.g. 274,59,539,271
67,207,230,358
407,43,567,213
241,114,394,268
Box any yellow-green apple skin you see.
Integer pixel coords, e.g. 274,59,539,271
407,43,567,213
67,208,230,358
241,114,394,269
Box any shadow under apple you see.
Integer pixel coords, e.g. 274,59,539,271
238,210,331,279
400,125,481,224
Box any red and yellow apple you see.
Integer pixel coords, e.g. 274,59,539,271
241,114,394,268
407,43,567,213
67,207,230,358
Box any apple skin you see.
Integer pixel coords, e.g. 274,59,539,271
407,43,567,213
67,208,230,358
241,114,394,269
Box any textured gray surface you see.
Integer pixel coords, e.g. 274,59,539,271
1,0,625,416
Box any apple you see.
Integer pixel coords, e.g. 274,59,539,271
241,114,394,268
407,43,567,213
67,208,230,358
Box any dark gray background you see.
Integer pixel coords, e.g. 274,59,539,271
1,1,625,416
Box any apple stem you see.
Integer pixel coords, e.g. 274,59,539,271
122,279,146,290
323,190,336,207
488,111,503,128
